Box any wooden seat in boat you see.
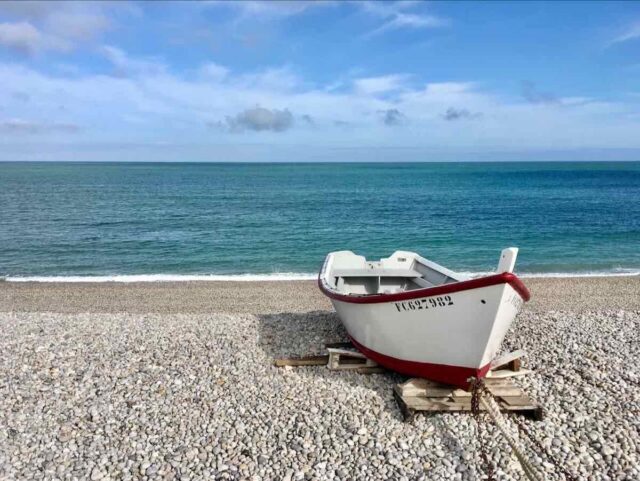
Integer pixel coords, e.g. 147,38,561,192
332,268,423,278
410,277,434,288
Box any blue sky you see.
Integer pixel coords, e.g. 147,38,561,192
0,1,639,161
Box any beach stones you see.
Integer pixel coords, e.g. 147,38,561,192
0,308,638,480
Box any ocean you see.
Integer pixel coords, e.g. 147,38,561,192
1,161,639,281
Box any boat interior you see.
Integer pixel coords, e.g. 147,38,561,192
324,251,466,296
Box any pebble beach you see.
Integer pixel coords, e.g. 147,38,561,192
1,277,639,480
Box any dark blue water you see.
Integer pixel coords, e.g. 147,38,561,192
1,162,639,279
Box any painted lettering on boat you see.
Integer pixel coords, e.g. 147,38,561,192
394,295,454,312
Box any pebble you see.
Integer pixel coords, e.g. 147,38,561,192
90,467,103,480
1,309,638,481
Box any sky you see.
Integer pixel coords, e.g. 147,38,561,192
0,0,639,162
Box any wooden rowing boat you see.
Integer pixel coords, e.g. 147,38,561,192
318,248,530,389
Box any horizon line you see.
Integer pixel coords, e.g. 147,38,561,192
2,159,640,164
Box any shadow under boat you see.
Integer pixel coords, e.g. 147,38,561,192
256,310,404,410
255,309,480,478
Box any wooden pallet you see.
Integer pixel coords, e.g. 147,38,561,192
274,346,541,421
327,347,378,369
394,376,543,422
274,341,385,374
273,355,328,367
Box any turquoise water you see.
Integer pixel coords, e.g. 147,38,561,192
1,162,639,279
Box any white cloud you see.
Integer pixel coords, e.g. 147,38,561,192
0,1,123,55
359,1,449,37
199,62,229,82
442,107,481,121
0,21,42,54
424,82,474,95
559,97,593,106
100,46,166,77
0,1,59,20
379,108,406,126
204,0,335,19
45,10,111,41
521,81,557,104
0,21,68,54
367,12,448,37
609,21,640,46
222,107,294,132
0,118,79,134
238,66,303,92
202,0,444,39
353,74,409,95
1,49,639,157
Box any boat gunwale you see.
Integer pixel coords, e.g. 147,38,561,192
318,258,531,303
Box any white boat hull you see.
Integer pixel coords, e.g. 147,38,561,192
318,249,529,388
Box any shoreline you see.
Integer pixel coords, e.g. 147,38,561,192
2,276,640,313
4,271,639,282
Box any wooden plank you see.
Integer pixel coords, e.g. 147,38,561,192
327,348,378,370
325,341,353,349
400,377,522,398
423,387,460,397
484,378,518,386
274,348,384,374
402,396,541,413
274,355,328,367
491,350,525,370
332,268,422,278
408,398,472,411
500,396,536,407
486,368,532,379
398,378,442,396
490,386,526,396
509,358,522,372
392,387,416,422
447,387,522,398
326,348,367,358
401,385,454,397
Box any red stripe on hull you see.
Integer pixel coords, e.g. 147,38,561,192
319,271,531,303
348,335,491,390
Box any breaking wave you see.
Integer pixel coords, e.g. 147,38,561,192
3,269,640,282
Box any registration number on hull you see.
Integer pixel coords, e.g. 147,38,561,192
394,295,454,312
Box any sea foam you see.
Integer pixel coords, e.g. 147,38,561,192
3,273,317,283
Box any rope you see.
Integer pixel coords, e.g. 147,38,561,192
480,390,544,481
470,379,495,480
470,378,544,481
